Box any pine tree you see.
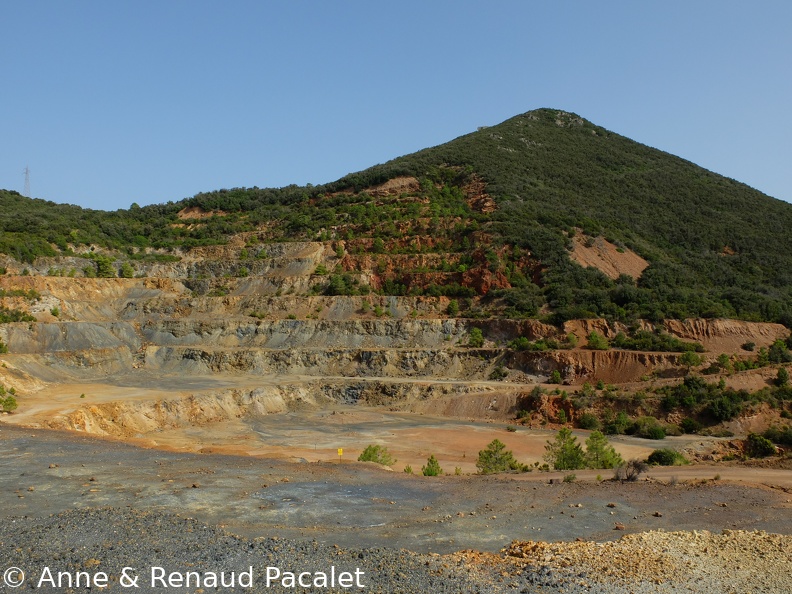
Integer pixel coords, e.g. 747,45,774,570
544,428,585,470
476,439,525,474
584,431,623,469
422,454,443,476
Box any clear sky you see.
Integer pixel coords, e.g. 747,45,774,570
2,1,791,210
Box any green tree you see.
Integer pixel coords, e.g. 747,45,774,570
476,439,525,474
544,428,585,470
92,255,115,278
716,353,732,372
446,299,459,316
119,261,135,278
550,370,562,384
357,444,396,466
746,433,776,458
2,395,17,412
577,412,600,430
422,454,443,476
768,340,792,363
680,350,702,371
584,431,624,469
468,327,484,347
777,367,789,387
586,331,609,350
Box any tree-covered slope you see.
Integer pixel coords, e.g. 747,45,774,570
2,108,791,325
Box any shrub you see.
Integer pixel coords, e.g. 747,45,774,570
1,395,17,412
550,370,562,384
680,351,703,370
614,459,648,482
489,366,508,381
446,299,459,316
563,473,576,483
777,367,789,387
468,327,484,347
403,465,413,474
707,396,741,422
630,416,666,440
763,425,792,445
50,307,60,317
476,439,527,474
577,412,600,430
119,261,135,278
357,444,396,466
603,410,631,435
422,455,443,476
745,433,776,458
679,417,702,434
587,331,609,350
647,448,688,466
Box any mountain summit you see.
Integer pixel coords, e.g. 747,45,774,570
1,108,791,325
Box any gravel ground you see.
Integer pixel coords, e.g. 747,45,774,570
1,508,790,593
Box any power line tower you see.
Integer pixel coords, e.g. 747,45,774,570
23,166,30,197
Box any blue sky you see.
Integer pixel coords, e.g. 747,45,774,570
2,1,791,210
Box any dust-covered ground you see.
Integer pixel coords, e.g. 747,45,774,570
1,425,791,592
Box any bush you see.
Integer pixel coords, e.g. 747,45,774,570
679,417,702,434
446,299,459,316
647,448,688,466
357,444,396,466
614,459,647,482
603,410,631,435
1,395,17,412
119,261,135,278
403,465,413,474
777,367,789,387
629,416,666,440
550,370,562,384
422,455,443,476
489,366,508,381
476,439,527,474
680,351,703,370
577,412,600,430
745,433,776,458
468,327,484,347
762,425,792,446
587,331,609,350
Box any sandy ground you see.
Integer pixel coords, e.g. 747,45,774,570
2,372,738,474
139,406,730,475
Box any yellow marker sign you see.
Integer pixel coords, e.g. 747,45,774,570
337,448,343,456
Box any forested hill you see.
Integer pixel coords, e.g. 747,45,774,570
2,108,791,326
